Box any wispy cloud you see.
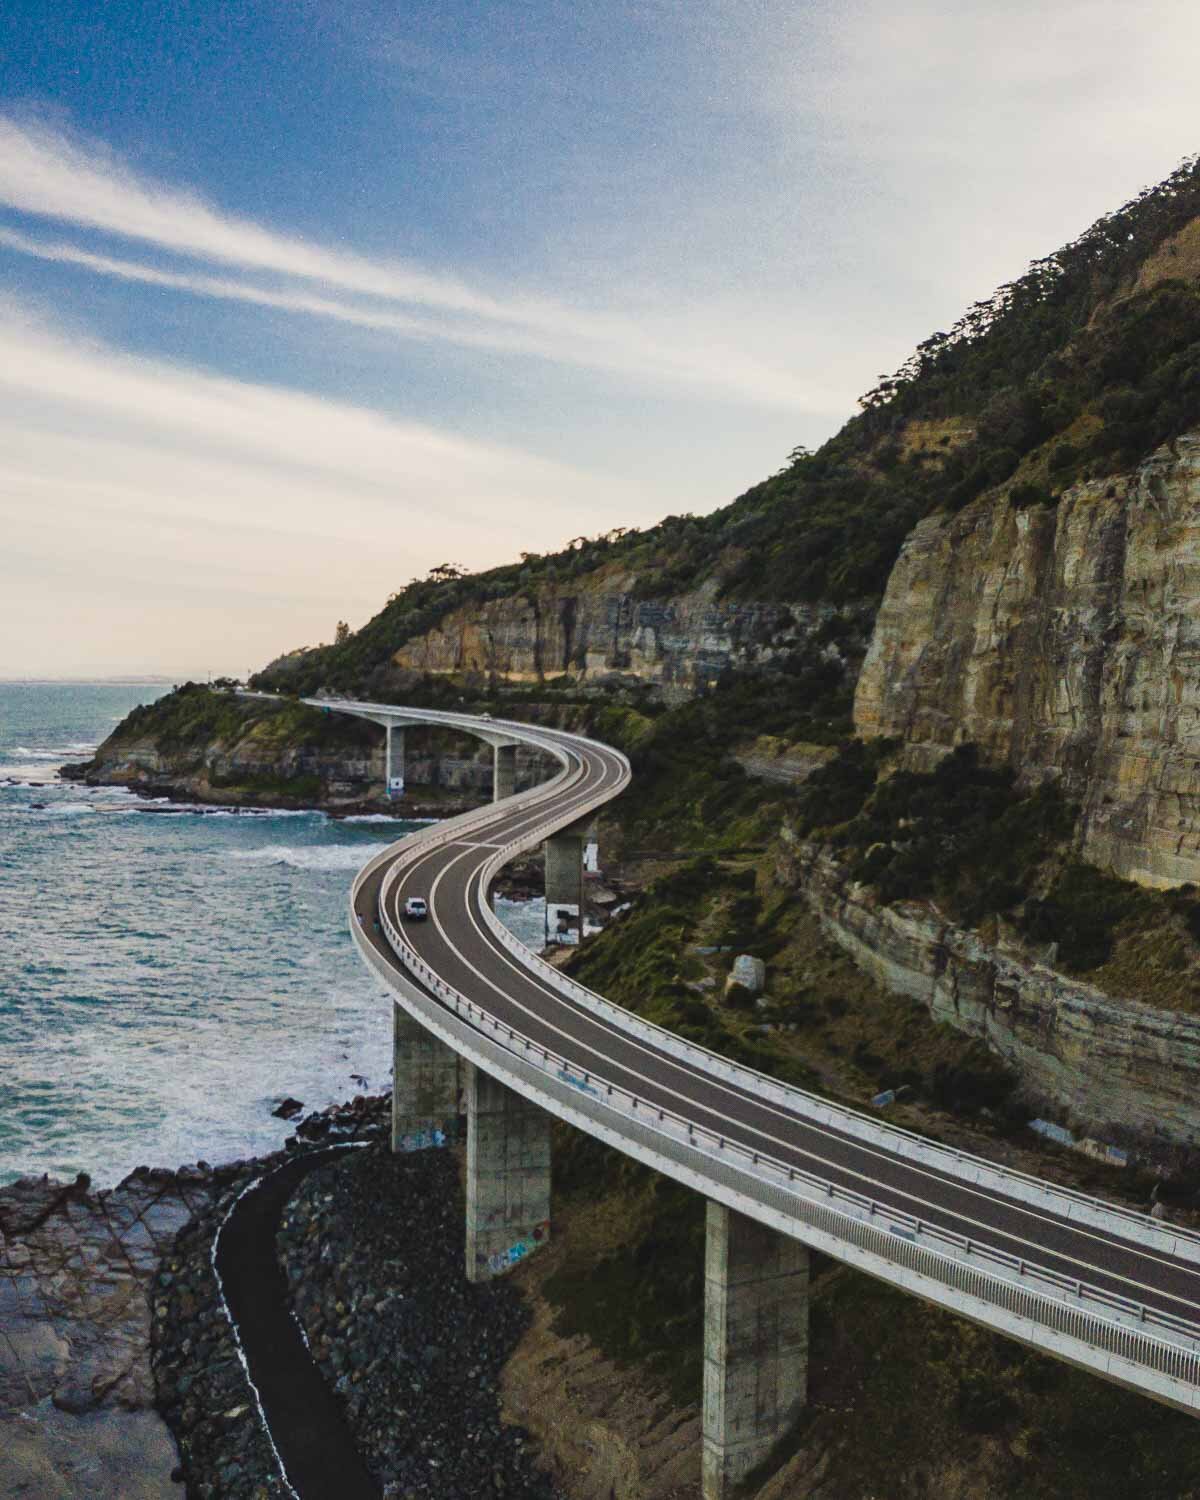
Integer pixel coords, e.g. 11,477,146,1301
0,298,660,676
0,114,833,411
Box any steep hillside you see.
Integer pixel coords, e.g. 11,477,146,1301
253,156,1200,708
80,158,1200,1499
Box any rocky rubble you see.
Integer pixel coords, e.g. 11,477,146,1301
150,1096,390,1499
277,1143,561,1500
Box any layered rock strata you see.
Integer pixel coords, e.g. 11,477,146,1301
786,834,1200,1153
855,433,1200,888
69,727,550,812
392,574,827,702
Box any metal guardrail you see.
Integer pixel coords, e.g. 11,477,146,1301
354,894,1200,1403
329,697,1200,1402
475,861,1200,1265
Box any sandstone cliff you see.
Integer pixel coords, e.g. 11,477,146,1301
855,432,1200,888
389,571,825,702
784,832,1200,1154
68,692,549,811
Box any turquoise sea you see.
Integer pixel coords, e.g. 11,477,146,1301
0,681,543,1187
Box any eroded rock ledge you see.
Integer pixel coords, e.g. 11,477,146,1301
786,832,1200,1156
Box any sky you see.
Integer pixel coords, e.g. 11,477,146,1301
1,1,1198,678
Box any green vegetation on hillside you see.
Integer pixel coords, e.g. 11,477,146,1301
574,626,860,852
544,853,1017,1405
252,158,1200,702
110,682,375,759
798,740,1200,1001
800,743,1076,926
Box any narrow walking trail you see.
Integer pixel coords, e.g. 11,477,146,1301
214,1146,381,1500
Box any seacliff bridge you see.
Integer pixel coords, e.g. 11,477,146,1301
247,693,1200,1498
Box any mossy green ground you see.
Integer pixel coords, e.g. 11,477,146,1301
101,683,376,769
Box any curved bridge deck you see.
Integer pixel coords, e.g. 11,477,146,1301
247,695,1200,1491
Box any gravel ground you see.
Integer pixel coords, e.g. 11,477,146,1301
151,1095,390,1499
278,1141,563,1500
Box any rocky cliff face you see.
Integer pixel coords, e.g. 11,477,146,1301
391,572,824,702
74,732,380,806
71,722,548,811
784,832,1200,1153
855,432,1200,888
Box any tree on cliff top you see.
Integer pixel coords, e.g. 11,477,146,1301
251,153,1200,699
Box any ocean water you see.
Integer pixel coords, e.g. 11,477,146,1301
0,682,545,1188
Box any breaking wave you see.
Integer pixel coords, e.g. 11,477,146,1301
229,843,390,871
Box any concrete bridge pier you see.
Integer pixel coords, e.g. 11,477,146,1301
702,1203,809,1500
391,1005,460,1152
385,723,406,798
544,818,595,943
464,1062,552,1282
493,741,517,802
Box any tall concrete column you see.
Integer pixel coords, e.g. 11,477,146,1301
464,1062,551,1282
385,723,406,798
391,1004,460,1152
702,1203,808,1500
544,831,585,943
493,741,517,803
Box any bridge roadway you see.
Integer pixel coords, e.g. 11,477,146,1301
288,690,1200,1416
339,712,1200,1359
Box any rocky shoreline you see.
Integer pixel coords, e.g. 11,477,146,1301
278,1144,562,1499
2,1093,565,1500
55,762,487,822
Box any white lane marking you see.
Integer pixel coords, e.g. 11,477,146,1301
211,1142,371,1499
371,731,1200,1315
394,830,1200,1320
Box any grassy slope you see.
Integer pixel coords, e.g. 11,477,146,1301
82,683,378,800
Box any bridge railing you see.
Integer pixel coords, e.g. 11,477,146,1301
471,831,1200,1266
341,700,1200,1402
357,898,1200,1404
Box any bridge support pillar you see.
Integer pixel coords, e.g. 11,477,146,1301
385,724,406,798
391,1005,460,1152
493,742,517,803
545,822,596,943
464,1063,551,1281
702,1203,808,1500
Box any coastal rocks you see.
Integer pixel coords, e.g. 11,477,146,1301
270,1098,303,1121
0,1164,222,1498
855,432,1200,888
277,1144,561,1500
789,835,1200,1155
70,712,552,816
150,1099,392,1499
390,572,822,703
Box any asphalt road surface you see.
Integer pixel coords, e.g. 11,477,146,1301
352,723,1200,1342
